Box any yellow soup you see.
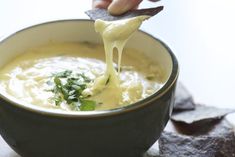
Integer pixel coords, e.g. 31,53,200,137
0,42,164,111
0,16,165,111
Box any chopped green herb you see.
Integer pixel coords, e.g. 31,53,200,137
54,95,63,106
54,77,62,86
49,70,96,111
54,70,72,78
80,99,96,111
146,74,155,80
105,75,110,85
70,102,81,111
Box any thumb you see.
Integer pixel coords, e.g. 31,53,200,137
108,0,142,15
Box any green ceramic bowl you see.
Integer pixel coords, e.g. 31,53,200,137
0,20,178,157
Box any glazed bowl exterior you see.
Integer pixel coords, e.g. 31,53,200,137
0,20,178,157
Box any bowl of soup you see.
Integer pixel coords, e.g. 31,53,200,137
0,19,178,157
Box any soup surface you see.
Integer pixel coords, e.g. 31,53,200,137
0,16,166,111
0,42,164,111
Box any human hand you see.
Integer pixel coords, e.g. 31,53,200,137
92,0,159,15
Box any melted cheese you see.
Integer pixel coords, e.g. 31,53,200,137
0,42,163,110
0,16,165,111
83,16,150,107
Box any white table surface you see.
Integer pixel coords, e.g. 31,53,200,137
1,0,235,156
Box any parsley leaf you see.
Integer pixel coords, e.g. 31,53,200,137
80,99,96,111
49,70,96,111
54,70,72,78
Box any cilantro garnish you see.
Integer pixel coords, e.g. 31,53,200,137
79,99,96,111
49,70,96,111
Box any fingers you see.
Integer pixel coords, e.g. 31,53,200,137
92,0,112,9
93,0,160,15
108,0,143,15
148,0,160,2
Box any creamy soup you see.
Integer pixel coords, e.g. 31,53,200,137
0,17,165,111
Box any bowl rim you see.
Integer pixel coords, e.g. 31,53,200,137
0,19,179,118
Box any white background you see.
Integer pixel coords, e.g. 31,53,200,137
1,0,235,156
